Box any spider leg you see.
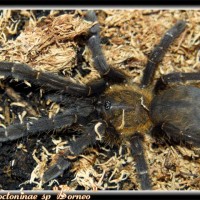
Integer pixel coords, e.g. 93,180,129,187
43,121,106,183
129,132,151,190
0,96,95,142
141,20,186,88
0,112,77,142
154,72,200,92
44,92,96,107
85,11,126,83
0,62,106,96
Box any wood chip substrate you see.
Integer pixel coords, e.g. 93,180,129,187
0,10,199,191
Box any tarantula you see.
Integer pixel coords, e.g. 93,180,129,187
0,10,200,190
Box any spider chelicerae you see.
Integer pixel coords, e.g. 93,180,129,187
0,10,200,190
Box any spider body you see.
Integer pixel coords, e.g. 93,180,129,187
98,84,152,137
150,85,200,147
0,10,199,190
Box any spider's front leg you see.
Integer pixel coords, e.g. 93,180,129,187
0,62,106,97
0,98,95,142
85,11,126,83
43,121,106,183
0,112,76,142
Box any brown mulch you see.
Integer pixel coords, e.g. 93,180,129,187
0,10,199,191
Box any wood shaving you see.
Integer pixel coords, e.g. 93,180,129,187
0,9,199,191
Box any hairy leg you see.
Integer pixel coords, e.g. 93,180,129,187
154,72,200,92
0,97,95,142
130,132,151,190
43,121,106,183
85,11,126,83
141,20,186,88
0,112,77,142
0,62,106,96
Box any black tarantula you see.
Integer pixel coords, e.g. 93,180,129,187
0,10,200,190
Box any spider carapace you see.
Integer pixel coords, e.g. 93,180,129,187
97,84,152,138
0,10,200,190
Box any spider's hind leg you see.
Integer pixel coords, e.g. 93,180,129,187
141,20,186,88
154,72,200,93
129,132,152,190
